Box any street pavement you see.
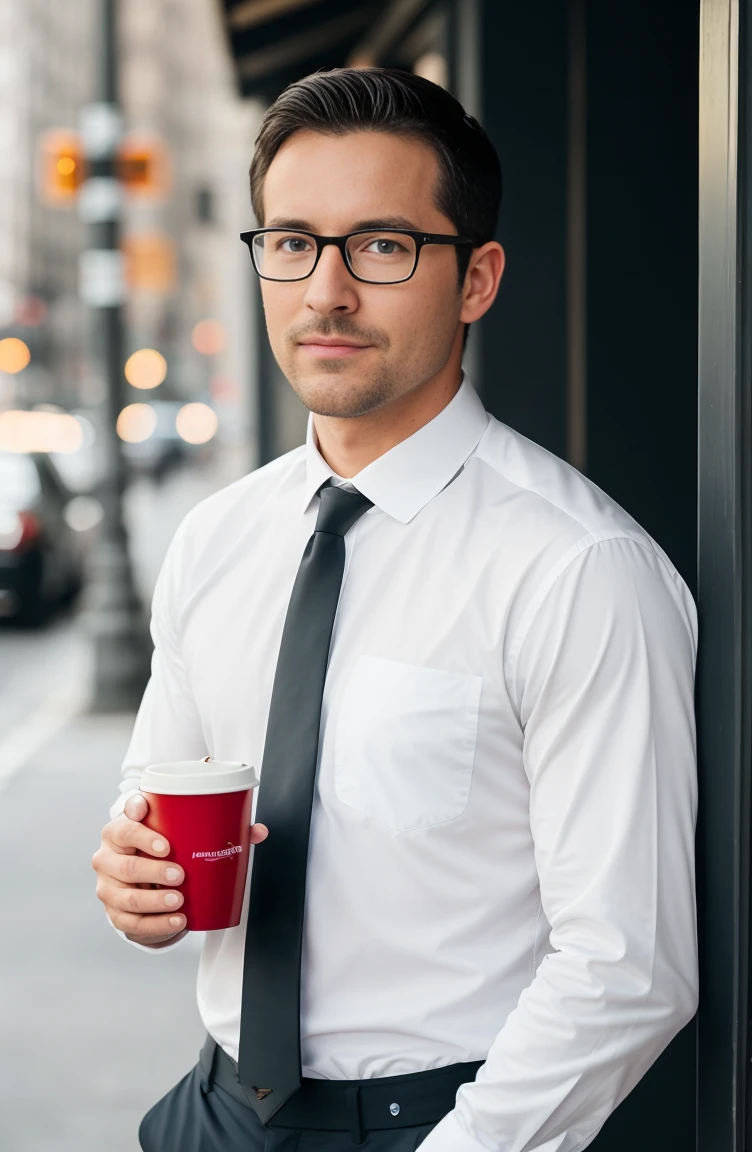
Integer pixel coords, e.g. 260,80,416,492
0,711,205,1152
0,455,249,1151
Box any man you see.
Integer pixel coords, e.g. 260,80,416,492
92,68,698,1152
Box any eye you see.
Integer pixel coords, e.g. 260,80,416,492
363,237,408,256
277,235,313,254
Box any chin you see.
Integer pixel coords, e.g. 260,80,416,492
291,371,396,419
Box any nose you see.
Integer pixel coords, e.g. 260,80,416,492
302,242,359,316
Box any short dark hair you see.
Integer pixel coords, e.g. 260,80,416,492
249,67,502,288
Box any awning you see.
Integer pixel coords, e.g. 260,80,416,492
219,0,433,101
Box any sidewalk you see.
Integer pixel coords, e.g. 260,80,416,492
0,711,205,1152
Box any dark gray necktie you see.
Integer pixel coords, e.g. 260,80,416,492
237,482,373,1122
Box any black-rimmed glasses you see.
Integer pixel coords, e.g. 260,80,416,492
239,228,474,285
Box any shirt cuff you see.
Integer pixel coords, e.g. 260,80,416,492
419,1109,497,1152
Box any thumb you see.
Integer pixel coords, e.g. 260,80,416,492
124,792,149,822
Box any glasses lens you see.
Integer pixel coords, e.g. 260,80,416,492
346,232,417,283
251,231,317,280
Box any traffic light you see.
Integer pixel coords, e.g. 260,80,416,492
117,134,172,198
36,129,86,205
36,129,171,205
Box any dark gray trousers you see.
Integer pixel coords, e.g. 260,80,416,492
138,1063,438,1152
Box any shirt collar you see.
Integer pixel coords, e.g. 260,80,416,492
302,374,489,524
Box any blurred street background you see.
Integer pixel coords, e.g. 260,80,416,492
0,2,270,1149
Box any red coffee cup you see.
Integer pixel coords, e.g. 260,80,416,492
139,756,259,932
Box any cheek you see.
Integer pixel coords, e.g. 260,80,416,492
370,283,458,343
261,288,300,347
405,253,463,325
383,288,459,354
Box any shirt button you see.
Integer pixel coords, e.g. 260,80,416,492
389,1102,400,1116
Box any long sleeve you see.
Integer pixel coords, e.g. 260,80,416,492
422,536,698,1152
107,513,208,951
110,513,207,817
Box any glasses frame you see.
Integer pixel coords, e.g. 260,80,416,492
239,227,476,285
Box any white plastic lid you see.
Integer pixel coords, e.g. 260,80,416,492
139,756,259,796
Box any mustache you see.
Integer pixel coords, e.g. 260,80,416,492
287,318,390,350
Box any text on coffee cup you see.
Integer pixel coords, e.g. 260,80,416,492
192,845,244,860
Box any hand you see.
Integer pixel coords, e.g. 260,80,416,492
92,792,269,948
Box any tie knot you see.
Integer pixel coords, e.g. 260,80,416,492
315,484,372,537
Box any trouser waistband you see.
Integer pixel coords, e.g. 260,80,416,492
199,1034,483,1145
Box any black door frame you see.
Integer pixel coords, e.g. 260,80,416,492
697,0,752,1148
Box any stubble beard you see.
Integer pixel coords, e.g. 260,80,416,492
287,358,402,419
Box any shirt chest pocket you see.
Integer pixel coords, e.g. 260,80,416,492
334,656,482,833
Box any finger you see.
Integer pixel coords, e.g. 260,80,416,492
108,908,187,943
94,846,184,887
124,792,149,822
99,877,184,916
250,822,268,844
138,927,190,950
103,813,171,858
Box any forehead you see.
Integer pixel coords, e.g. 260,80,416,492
261,129,447,230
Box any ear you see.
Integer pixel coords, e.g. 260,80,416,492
460,242,505,325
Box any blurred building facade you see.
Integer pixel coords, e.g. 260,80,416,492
0,0,95,411
0,0,262,469
119,0,262,462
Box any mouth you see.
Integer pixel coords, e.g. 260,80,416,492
297,339,372,360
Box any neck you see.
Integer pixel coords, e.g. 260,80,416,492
312,363,463,479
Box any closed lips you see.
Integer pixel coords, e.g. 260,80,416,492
299,339,369,347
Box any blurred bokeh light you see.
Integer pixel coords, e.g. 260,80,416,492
14,296,48,326
117,402,157,443
63,495,104,532
191,319,225,356
176,402,218,444
124,348,167,390
0,409,84,454
0,338,32,374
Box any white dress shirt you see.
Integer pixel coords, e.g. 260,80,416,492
113,376,698,1152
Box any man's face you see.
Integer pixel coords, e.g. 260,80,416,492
258,130,466,418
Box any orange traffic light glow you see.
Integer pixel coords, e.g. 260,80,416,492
117,134,172,198
124,348,167,389
122,233,177,294
0,338,31,374
37,129,85,204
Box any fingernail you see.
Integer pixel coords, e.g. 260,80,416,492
152,839,167,854
164,893,180,907
169,915,185,927
165,867,181,883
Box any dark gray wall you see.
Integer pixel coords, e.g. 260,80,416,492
586,0,699,597
476,1,699,1148
477,0,569,459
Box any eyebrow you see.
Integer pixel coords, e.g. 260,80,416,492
263,215,421,232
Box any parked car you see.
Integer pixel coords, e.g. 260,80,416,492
0,450,85,624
